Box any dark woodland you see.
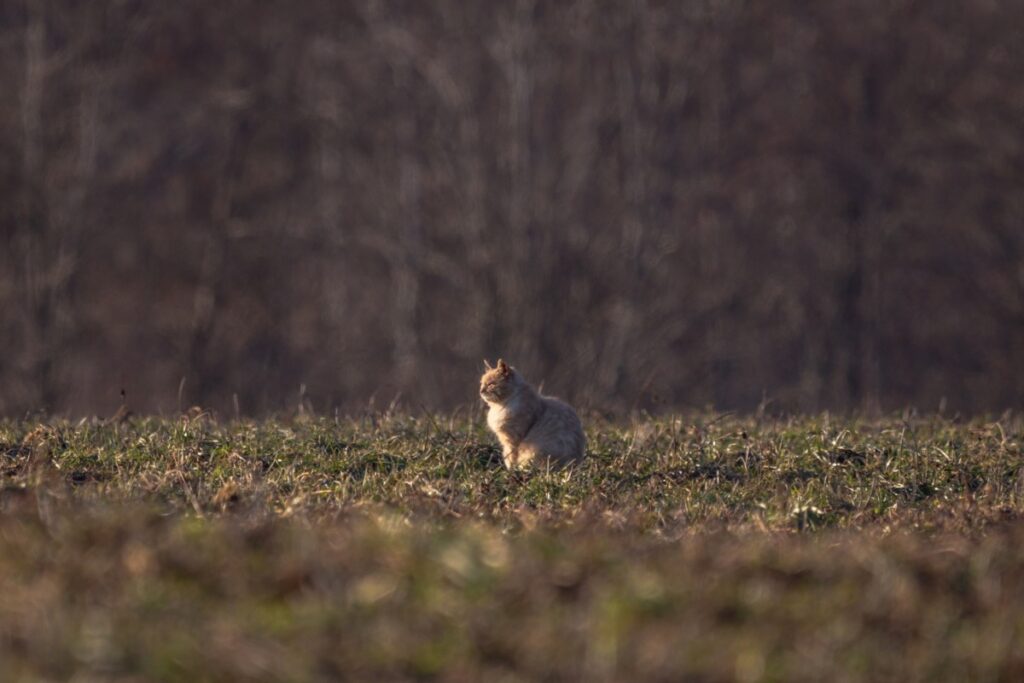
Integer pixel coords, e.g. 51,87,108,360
1,0,1022,416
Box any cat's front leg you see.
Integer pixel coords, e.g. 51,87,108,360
502,444,519,469
503,443,536,470
497,433,519,470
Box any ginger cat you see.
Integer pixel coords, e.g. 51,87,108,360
479,359,586,470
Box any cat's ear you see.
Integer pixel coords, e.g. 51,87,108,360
497,359,510,375
483,359,493,370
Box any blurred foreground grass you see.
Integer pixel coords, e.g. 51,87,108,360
1,412,1023,681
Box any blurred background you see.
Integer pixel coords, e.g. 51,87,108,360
1,0,1022,417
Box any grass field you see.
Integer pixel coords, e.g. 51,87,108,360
1,412,1023,681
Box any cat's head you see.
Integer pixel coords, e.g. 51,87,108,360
479,359,523,404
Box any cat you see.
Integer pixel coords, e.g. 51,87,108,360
479,359,586,470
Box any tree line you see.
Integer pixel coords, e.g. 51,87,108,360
1,0,1021,415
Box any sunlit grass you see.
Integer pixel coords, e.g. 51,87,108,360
3,412,1021,532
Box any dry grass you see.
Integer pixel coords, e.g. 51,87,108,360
1,412,1023,681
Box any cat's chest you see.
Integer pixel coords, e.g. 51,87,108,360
487,402,527,435
486,405,508,433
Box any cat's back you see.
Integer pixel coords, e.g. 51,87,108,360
540,396,583,430
526,395,586,463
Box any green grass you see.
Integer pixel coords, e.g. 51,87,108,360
1,412,1023,681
